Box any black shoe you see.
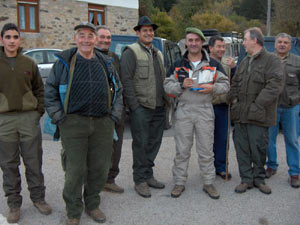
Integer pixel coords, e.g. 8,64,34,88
216,172,232,180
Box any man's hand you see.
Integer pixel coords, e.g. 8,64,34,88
224,57,236,68
198,83,213,93
183,78,194,88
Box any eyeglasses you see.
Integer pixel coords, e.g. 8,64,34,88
4,35,20,40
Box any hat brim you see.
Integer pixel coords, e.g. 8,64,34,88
134,24,158,31
74,25,96,33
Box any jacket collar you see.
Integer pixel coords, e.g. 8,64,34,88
183,48,210,62
0,46,23,59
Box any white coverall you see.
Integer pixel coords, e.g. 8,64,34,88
164,52,229,185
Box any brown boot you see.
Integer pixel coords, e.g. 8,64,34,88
85,208,106,223
134,182,151,198
171,185,185,198
66,218,80,225
203,184,220,199
235,183,254,193
146,177,165,189
290,175,300,188
254,183,272,194
103,182,124,193
265,168,276,179
7,208,20,224
33,200,52,215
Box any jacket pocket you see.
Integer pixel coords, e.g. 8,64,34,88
286,73,298,85
247,103,266,123
136,60,149,79
230,102,240,121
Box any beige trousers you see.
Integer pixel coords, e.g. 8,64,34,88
172,103,216,185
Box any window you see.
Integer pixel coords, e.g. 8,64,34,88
17,0,39,33
88,4,105,26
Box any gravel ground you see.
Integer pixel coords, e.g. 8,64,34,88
0,132,299,225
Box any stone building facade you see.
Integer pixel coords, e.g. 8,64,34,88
0,0,138,49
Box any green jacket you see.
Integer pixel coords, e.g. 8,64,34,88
278,53,300,107
228,48,284,127
0,47,44,115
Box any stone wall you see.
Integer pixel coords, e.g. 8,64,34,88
0,0,138,49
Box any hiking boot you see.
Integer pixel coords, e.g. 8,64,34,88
7,208,20,224
265,168,276,179
66,218,80,225
103,182,124,193
216,171,232,180
135,182,151,198
171,185,185,198
33,201,52,215
234,183,254,193
85,208,106,223
146,177,165,189
203,184,220,199
290,175,300,188
254,183,272,195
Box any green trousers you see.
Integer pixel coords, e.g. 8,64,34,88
233,123,269,185
129,106,166,184
59,114,114,219
0,111,45,208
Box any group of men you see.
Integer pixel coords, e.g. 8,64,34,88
0,14,299,225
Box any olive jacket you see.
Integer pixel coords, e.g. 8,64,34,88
228,48,284,127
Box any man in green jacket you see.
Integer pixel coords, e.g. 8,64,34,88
228,27,283,195
266,33,300,188
0,23,52,223
120,16,168,198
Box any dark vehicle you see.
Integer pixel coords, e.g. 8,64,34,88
110,35,182,129
111,35,181,72
237,37,300,64
23,48,62,82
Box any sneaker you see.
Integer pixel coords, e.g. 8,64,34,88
66,218,80,225
85,208,106,223
146,177,165,189
171,185,185,198
7,208,20,224
254,183,272,194
234,183,254,193
103,182,124,193
265,168,276,179
290,175,300,188
135,182,151,198
216,171,232,180
203,184,220,199
33,201,52,215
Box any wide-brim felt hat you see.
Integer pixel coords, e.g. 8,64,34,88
134,16,158,31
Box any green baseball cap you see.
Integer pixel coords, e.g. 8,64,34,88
185,27,206,41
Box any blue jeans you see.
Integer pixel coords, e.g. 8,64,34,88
267,105,300,176
213,104,229,173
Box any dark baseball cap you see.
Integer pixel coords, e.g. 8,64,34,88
74,22,96,33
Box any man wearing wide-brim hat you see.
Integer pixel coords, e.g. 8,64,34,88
120,16,169,198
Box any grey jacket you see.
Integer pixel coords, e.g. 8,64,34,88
44,47,123,125
278,53,300,107
228,48,284,127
